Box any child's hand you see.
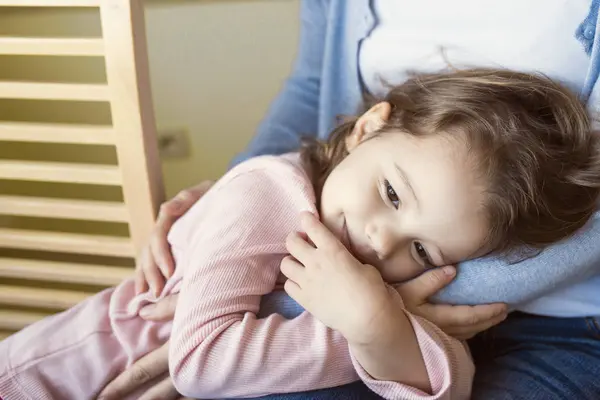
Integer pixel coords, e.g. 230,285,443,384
281,212,393,344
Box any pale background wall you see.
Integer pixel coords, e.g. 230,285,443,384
0,0,300,198
145,0,300,195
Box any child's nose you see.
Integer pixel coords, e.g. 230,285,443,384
366,221,398,260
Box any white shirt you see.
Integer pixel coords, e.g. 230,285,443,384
359,0,591,97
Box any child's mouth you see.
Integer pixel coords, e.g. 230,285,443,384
341,216,378,266
342,217,375,265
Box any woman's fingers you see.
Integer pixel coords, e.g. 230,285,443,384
395,266,508,339
139,294,180,321
421,302,507,332
135,180,215,296
150,215,176,281
395,266,456,305
97,342,169,400
140,245,167,297
137,375,180,400
443,310,508,340
135,256,149,295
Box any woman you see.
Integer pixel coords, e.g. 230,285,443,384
100,1,600,399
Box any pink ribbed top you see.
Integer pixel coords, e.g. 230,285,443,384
0,154,473,400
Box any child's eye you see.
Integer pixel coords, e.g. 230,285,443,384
413,241,432,266
384,179,400,209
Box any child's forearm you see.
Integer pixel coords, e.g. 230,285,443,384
169,310,358,398
347,306,431,394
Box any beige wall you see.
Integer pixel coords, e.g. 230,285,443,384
0,0,300,198
145,0,299,196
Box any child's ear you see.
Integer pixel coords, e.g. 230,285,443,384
346,102,392,152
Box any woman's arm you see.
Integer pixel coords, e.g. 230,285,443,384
168,165,358,399
434,211,600,307
230,0,329,166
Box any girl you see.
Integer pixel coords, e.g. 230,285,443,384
2,69,600,400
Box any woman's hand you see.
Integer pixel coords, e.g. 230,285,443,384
139,293,179,321
281,212,393,344
97,341,192,400
97,295,181,398
136,181,214,296
395,266,508,340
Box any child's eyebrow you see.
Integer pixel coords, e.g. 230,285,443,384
394,163,419,209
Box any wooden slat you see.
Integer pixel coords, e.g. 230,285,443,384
0,122,114,145
0,228,135,257
0,310,49,331
0,121,114,144
0,0,100,6
0,82,109,101
0,195,128,222
0,37,104,56
0,257,131,286
0,285,93,309
101,0,165,255
0,160,122,185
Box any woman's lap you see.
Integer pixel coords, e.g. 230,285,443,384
241,312,600,400
469,312,600,400
241,381,382,400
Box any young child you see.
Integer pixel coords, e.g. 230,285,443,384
1,69,600,400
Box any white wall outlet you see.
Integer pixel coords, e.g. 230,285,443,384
157,128,191,159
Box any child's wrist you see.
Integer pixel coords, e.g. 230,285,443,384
345,294,405,346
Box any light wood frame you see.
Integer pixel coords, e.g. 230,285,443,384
0,0,164,334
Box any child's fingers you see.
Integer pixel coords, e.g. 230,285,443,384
299,212,341,250
280,256,306,287
286,231,315,263
283,279,303,304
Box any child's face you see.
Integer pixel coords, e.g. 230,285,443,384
319,103,490,282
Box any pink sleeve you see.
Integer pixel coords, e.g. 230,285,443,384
168,165,359,398
350,298,474,400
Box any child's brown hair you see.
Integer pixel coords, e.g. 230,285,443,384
301,69,600,255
